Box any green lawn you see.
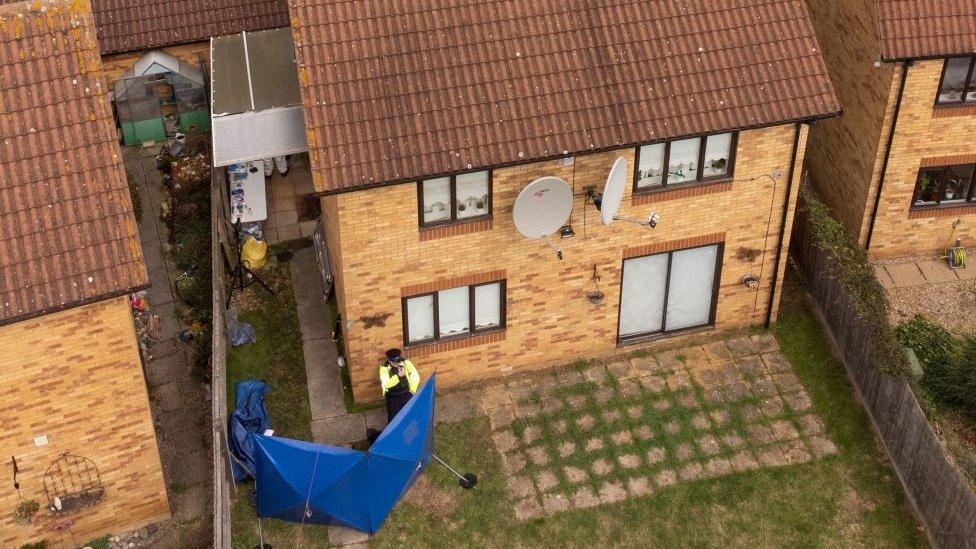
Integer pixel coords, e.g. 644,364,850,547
369,283,924,548
228,268,924,548
226,253,331,548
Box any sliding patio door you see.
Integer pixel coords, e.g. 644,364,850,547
618,243,723,342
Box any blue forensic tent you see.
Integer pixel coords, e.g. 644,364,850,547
229,380,271,482
253,375,436,534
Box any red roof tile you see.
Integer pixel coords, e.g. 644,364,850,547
289,0,840,193
877,0,976,60
0,0,291,54
0,0,147,325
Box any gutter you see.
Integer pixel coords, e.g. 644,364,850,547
764,122,804,328
311,111,842,198
865,59,912,251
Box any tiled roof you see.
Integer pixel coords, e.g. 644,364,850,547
289,0,840,193
0,0,148,325
0,0,291,54
877,0,976,60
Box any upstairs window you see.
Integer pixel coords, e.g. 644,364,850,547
937,56,976,105
912,164,976,208
634,133,736,193
419,170,491,227
402,280,505,345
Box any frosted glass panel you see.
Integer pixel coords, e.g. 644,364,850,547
702,133,732,178
422,177,451,223
665,245,719,331
438,287,470,337
474,283,502,329
636,143,665,189
667,138,700,185
406,295,435,343
456,171,490,219
619,254,669,337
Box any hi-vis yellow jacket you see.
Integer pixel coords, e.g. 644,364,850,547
379,359,420,396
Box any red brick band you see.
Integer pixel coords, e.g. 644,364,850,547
401,269,506,297
623,232,726,259
405,329,505,357
419,218,492,241
631,181,732,206
920,153,976,168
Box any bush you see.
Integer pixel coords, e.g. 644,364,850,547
897,315,976,415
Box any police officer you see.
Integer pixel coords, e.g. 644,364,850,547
379,348,420,422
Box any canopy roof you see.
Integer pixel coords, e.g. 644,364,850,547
210,28,308,167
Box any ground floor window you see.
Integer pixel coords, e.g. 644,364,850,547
402,280,505,345
618,243,723,342
912,164,976,209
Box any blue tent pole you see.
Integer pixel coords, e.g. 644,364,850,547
431,454,478,490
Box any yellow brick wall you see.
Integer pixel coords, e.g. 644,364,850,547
803,0,894,242
868,59,976,258
0,297,169,547
323,124,807,402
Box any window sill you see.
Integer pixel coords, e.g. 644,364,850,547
908,203,976,219
419,217,492,241
617,324,715,347
632,179,733,205
404,329,505,358
933,103,976,118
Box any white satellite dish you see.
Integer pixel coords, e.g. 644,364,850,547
600,157,628,226
513,177,573,238
588,156,661,230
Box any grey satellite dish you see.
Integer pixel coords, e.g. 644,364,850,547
600,157,628,225
513,177,573,238
589,157,661,230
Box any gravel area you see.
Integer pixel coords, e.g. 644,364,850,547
875,255,976,333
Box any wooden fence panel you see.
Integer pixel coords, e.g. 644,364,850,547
211,169,232,548
791,201,976,549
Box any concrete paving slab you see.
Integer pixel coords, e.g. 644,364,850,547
435,390,480,424
303,338,339,380
885,263,925,287
142,239,166,274
308,373,346,420
149,268,175,306
329,525,369,546
171,483,208,523
873,265,895,288
146,353,187,387
364,407,388,432
917,259,958,284
296,302,331,341
170,450,211,486
155,382,184,413
954,266,976,280
312,415,366,445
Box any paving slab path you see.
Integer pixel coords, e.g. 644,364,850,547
123,146,212,547
480,334,837,520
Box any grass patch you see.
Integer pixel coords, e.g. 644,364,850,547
226,254,331,546
369,279,924,547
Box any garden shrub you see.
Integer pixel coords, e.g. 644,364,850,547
800,188,908,376
897,315,976,415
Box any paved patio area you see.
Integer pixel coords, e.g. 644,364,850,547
874,257,976,332
264,156,317,245
481,335,837,520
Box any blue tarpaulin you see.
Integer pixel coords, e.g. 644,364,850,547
253,375,436,534
229,380,271,482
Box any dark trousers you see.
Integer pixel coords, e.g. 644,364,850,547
385,391,413,423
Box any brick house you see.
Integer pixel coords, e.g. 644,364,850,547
289,1,840,402
804,0,976,258
0,1,169,545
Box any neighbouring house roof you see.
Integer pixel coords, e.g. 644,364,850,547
289,0,841,193
0,0,291,55
877,0,976,60
0,0,148,326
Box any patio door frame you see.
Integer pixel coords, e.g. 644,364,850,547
616,241,725,345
